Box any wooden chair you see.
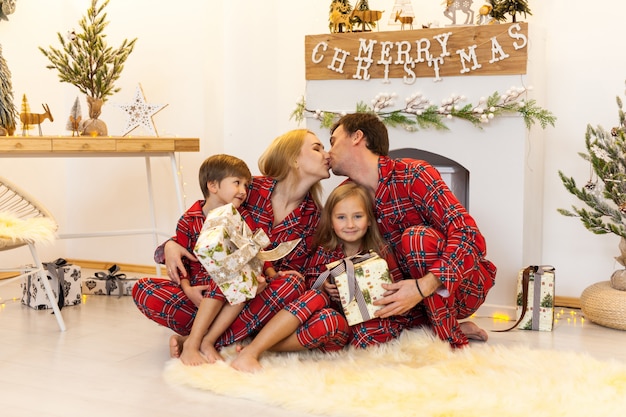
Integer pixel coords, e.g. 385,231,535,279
0,176,66,331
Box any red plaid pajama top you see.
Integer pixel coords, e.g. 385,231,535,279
132,176,319,344
372,156,497,347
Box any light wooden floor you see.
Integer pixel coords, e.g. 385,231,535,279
2,270,626,417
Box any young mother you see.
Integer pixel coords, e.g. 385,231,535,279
132,129,333,357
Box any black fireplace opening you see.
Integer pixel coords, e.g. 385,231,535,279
389,148,469,209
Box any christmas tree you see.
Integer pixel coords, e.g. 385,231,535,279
39,0,136,103
0,44,18,135
558,84,626,240
491,0,532,23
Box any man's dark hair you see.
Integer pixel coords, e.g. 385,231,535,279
331,113,389,156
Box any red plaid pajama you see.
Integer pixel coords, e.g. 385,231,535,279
132,272,306,345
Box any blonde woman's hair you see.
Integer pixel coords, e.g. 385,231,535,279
258,128,323,207
314,182,388,255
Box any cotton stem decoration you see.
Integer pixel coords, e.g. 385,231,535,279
292,86,556,132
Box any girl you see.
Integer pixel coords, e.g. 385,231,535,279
231,182,405,373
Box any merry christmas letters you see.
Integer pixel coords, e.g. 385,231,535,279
305,22,527,83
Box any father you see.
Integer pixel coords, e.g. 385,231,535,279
328,113,497,348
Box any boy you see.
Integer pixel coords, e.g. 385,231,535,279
165,154,254,365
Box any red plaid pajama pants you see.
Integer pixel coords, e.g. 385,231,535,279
286,289,428,350
399,225,495,348
132,273,306,349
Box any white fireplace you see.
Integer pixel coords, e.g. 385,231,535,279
307,75,546,318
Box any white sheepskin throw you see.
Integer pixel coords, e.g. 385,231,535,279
164,328,626,417
0,211,56,247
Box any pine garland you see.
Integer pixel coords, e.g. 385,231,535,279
558,86,626,240
38,0,137,102
291,86,556,132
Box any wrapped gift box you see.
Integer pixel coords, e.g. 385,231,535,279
21,259,82,310
328,252,392,326
81,265,138,297
515,265,555,331
194,203,299,305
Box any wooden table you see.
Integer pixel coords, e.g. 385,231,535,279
0,136,200,273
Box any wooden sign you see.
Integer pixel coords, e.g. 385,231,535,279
305,22,528,82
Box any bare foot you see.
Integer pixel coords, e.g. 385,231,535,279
169,334,187,358
459,321,488,342
179,348,209,366
235,343,248,353
200,344,224,363
231,348,263,373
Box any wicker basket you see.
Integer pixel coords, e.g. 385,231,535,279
580,281,626,331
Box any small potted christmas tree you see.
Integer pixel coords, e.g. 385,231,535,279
559,83,626,330
559,83,626,292
39,0,136,136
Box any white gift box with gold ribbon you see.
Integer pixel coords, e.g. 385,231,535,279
194,203,299,305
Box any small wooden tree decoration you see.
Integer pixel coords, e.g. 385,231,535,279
39,0,137,136
19,94,32,134
66,97,82,137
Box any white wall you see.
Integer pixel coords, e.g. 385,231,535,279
1,1,625,304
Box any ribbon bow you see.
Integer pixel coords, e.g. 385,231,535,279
196,204,301,284
94,264,127,298
194,203,302,305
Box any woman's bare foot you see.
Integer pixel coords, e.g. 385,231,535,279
169,334,187,358
231,348,263,373
459,321,488,342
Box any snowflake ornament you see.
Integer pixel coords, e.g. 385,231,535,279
115,84,167,136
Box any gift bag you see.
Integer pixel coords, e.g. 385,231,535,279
81,264,138,297
194,203,300,305
312,251,392,326
21,258,82,310
495,265,556,332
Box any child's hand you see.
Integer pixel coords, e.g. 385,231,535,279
164,240,197,284
183,284,210,307
322,280,340,302
255,275,268,295
273,270,304,280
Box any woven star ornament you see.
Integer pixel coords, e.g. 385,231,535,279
115,84,167,136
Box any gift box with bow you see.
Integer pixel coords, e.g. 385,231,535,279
312,251,392,326
194,203,300,305
515,265,555,331
21,258,82,310
81,264,138,297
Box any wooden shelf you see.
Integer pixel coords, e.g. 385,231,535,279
0,136,199,155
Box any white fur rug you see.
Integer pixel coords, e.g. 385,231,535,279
0,211,56,246
164,328,626,417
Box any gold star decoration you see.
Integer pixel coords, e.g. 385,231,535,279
115,84,167,136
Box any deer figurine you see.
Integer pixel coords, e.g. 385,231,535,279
394,10,414,30
20,103,53,136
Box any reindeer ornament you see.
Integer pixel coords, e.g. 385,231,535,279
394,10,414,30
20,104,53,136
444,0,475,26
